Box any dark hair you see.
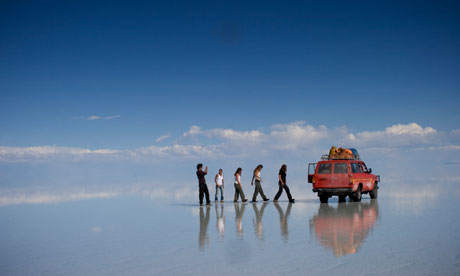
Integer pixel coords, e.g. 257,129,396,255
280,164,287,172
234,167,242,176
197,163,203,170
253,164,263,174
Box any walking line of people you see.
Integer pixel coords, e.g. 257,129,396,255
196,163,295,206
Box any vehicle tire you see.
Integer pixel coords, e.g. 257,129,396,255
338,196,346,203
319,195,328,203
352,186,362,202
370,183,378,199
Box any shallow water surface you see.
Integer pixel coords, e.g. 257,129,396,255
1,195,459,275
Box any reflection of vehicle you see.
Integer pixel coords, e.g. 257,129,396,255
308,150,380,203
310,200,379,257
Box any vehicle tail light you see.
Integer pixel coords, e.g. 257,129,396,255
349,175,353,185
312,176,316,184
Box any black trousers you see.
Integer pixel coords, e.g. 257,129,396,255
199,183,210,204
274,182,293,201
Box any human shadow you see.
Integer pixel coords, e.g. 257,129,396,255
199,206,210,250
310,200,380,257
252,202,268,240
274,202,292,242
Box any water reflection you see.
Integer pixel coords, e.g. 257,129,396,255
310,200,379,257
274,202,292,242
198,206,210,250
252,202,268,240
215,203,225,238
234,202,246,238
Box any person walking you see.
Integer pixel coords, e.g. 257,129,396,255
214,169,224,202
251,164,269,202
233,168,248,202
196,163,211,206
273,164,295,203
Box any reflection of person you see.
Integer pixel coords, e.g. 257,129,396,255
274,202,292,242
234,202,246,238
214,169,224,202
251,164,269,202
252,202,268,239
215,203,225,237
196,163,211,206
234,168,248,202
273,164,295,203
199,206,210,250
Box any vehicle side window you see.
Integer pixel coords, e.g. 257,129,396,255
361,163,368,173
334,163,348,174
351,163,359,173
318,163,331,174
358,163,364,173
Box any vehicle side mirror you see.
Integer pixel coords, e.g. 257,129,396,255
368,168,372,173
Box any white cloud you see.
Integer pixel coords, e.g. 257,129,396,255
385,123,436,136
205,128,263,142
0,143,223,162
0,122,459,162
135,144,223,158
345,123,439,148
88,115,120,120
268,122,330,150
0,146,120,162
183,125,201,136
91,226,102,233
155,134,171,142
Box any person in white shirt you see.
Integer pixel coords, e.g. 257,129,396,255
233,167,248,202
215,169,224,202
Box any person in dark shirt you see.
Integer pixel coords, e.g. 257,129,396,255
273,164,295,203
196,163,211,206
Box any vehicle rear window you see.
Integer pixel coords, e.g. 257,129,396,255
334,163,348,174
317,163,331,174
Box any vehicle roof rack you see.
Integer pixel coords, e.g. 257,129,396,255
320,154,361,161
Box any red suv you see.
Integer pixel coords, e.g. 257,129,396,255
308,151,380,203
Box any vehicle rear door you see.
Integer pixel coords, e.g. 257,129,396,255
331,162,349,188
315,162,332,187
308,163,316,183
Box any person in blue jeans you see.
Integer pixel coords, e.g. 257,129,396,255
214,169,224,202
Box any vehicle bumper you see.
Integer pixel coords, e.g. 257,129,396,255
312,188,354,196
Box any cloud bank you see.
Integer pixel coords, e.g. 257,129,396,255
0,122,459,162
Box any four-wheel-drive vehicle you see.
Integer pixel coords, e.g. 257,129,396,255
308,149,380,203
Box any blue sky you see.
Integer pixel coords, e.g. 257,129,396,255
1,1,460,204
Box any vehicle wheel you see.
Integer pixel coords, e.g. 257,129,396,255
352,186,362,202
319,195,328,203
370,183,378,199
338,196,346,203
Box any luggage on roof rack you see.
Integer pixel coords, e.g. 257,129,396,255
324,146,360,160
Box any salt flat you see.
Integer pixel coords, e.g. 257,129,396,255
0,194,459,275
